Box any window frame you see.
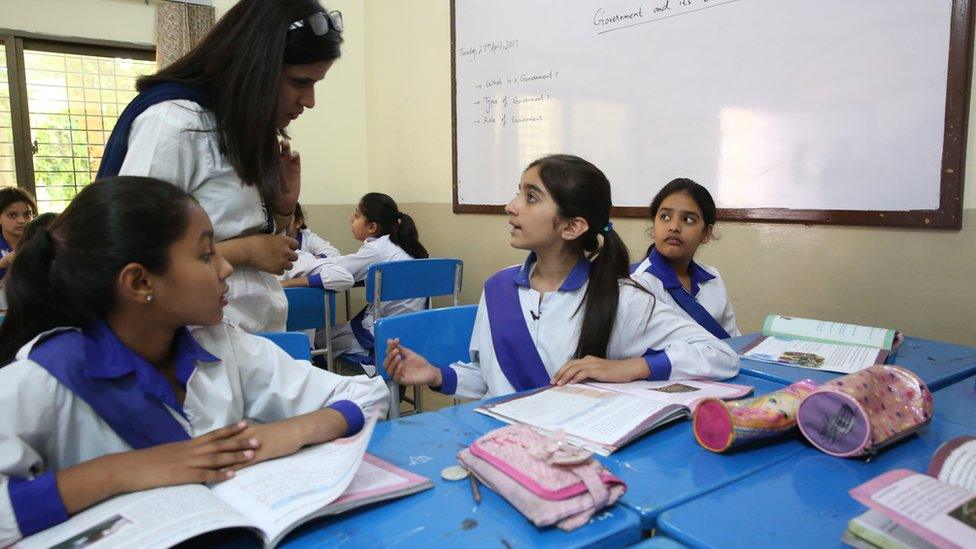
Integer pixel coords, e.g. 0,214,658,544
1,29,154,199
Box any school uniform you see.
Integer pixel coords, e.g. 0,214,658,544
0,233,12,310
309,235,426,363
297,227,340,258
631,248,740,339
0,320,389,544
118,99,287,333
437,254,740,400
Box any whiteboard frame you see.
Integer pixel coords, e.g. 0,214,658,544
450,0,974,229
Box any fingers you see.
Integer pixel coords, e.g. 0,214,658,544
552,359,582,386
283,236,299,251
287,250,299,262
196,421,249,444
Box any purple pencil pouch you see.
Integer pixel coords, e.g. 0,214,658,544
457,425,626,531
796,364,933,458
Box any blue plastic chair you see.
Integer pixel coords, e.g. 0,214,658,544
374,304,477,419
284,287,337,369
257,331,313,361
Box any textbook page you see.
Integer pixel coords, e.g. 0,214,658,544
850,470,976,548
477,384,687,455
15,484,250,549
928,437,976,492
323,454,434,515
211,416,376,547
764,314,896,350
845,509,937,549
742,336,882,374
584,379,753,412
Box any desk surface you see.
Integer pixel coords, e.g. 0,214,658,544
440,375,812,531
281,412,642,548
933,374,976,427
730,334,976,391
657,418,975,548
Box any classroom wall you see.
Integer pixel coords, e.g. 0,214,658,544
304,0,976,347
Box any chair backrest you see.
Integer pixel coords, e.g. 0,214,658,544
373,304,477,381
364,258,463,315
284,287,336,331
256,331,313,361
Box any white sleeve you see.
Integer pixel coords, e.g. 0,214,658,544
326,242,380,282
611,284,739,381
0,362,69,545
304,231,341,258
221,327,390,422
715,275,741,337
118,101,212,193
444,293,490,399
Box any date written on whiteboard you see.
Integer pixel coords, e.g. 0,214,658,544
458,39,520,62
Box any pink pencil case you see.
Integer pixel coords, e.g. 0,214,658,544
457,425,626,531
797,364,933,458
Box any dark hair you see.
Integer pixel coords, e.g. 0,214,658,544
358,192,428,259
17,212,58,251
138,0,343,204
0,177,195,365
0,187,37,217
646,178,717,257
294,202,307,230
526,154,633,360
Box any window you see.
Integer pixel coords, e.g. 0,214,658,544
2,33,155,212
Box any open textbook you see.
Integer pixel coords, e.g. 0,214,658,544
476,379,753,456
846,436,976,549
16,418,433,549
740,314,903,374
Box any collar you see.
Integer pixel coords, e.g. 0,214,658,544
513,252,591,291
83,319,219,387
645,247,715,296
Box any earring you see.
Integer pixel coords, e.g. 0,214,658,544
146,294,154,303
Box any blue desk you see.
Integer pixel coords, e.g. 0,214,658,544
730,334,976,391
440,375,812,531
282,412,642,548
933,374,976,427
657,418,975,548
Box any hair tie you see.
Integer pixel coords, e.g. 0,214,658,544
602,222,613,234
396,212,403,223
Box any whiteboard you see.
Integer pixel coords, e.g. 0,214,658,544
452,0,970,227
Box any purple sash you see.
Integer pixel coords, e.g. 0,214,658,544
28,331,191,450
643,248,731,340
483,266,552,391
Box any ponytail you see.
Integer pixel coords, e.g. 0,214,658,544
0,177,194,365
527,154,642,359
358,192,429,259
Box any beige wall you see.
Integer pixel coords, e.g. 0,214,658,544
305,0,976,347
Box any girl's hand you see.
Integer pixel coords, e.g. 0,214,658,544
111,421,258,492
280,277,309,288
0,251,15,270
246,234,299,274
275,139,301,216
384,338,441,386
231,421,306,469
551,356,650,386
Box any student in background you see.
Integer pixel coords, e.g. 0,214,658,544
283,193,429,369
100,0,347,333
0,187,37,310
384,155,738,399
290,203,340,258
0,177,387,545
631,179,739,339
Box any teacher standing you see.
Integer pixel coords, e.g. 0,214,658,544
98,0,343,332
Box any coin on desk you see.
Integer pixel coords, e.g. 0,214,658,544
440,465,469,481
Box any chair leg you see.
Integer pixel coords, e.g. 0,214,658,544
414,385,423,414
387,380,400,420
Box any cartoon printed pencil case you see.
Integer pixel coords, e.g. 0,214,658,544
797,364,933,458
693,379,818,453
456,425,626,531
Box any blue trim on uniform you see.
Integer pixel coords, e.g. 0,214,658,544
513,252,591,291
485,265,553,392
328,400,365,436
308,273,324,289
644,248,715,296
9,471,69,537
642,248,731,340
436,365,459,395
643,348,673,381
296,229,304,250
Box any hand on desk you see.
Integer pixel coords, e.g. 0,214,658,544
383,338,442,387
551,356,650,386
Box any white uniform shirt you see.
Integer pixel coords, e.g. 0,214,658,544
0,321,389,544
442,257,740,400
630,249,740,338
118,100,287,333
298,228,340,258
0,234,12,311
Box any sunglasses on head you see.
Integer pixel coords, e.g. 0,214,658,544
289,10,343,35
